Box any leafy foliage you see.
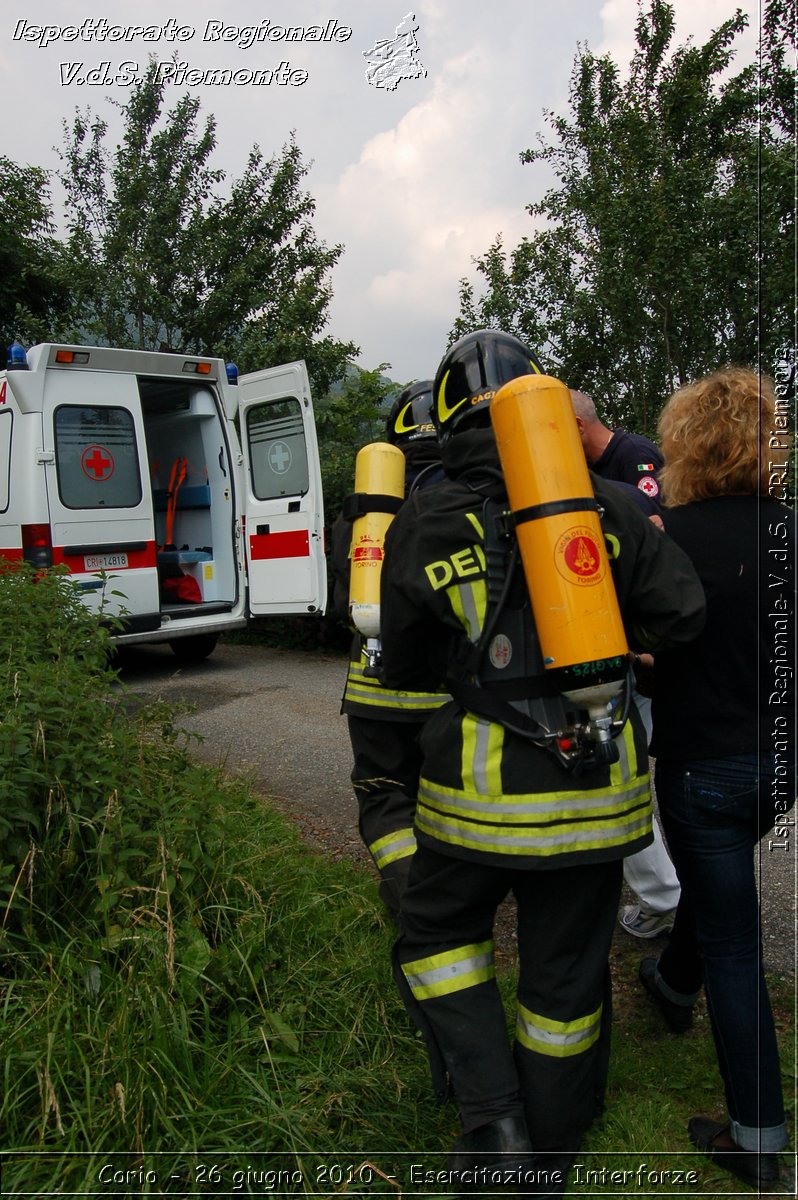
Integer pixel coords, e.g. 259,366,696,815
453,0,795,436
57,59,357,398
316,363,397,519
0,157,71,350
0,563,206,940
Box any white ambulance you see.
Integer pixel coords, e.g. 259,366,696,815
0,343,327,662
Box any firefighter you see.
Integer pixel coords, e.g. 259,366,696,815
379,331,707,1189
331,381,447,919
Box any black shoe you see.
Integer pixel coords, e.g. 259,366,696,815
638,956,693,1033
688,1115,783,1191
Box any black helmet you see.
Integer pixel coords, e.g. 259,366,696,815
386,379,436,446
432,330,543,440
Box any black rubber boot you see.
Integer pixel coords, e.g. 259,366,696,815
448,1115,562,1195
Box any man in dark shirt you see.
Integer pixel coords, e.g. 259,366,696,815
570,390,663,506
569,407,678,941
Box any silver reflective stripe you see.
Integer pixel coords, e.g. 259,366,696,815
416,804,651,854
454,582,481,643
345,685,446,710
420,779,650,818
370,828,417,867
344,667,447,710
402,943,495,1000
471,719,492,796
516,1003,602,1058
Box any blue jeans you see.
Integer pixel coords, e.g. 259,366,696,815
655,754,791,1154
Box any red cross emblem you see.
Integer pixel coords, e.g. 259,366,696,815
81,444,115,481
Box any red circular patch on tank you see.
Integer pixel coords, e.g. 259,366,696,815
554,526,604,585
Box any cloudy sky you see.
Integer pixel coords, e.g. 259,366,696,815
1,1,758,383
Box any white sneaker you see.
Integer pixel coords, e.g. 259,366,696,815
619,904,675,939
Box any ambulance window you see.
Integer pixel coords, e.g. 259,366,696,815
54,406,142,509
246,398,309,499
0,410,11,513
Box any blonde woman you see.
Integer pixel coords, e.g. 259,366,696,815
641,367,794,1190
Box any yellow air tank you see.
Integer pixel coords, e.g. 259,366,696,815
490,374,628,714
348,442,406,648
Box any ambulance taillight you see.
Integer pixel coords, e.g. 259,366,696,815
22,524,53,568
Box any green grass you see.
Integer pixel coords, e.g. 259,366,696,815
1,784,794,1197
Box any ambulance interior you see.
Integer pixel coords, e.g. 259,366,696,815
139,377,237,611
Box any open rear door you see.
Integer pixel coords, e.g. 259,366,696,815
41,363,161,627
238,361,327,616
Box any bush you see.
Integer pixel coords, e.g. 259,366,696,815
1,565,127,933
0,564,245,949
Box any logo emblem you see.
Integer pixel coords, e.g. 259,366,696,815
81,444,115,481
436,368,470,426
269,441,292,474
638,477,660,497
353,536,383,564
554,526,604,585
489,633,512,669
394,401,418,436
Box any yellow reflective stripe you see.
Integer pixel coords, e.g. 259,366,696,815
344,660,448,710
416,806,651,856
461,715,504,799
610,722,639,786
344,682,447,710
516,1001,602,1058
465,511,484,538
401,941,495,1000
370,826,416,867
447,579,487,643
605,533,621,560
416,778,652,858
420,775,650,820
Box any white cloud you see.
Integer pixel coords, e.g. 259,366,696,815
318,44,541,375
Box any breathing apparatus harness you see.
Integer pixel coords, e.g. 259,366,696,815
446,478,633,773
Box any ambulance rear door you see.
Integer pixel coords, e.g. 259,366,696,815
42,363,160,627
238,361,327,615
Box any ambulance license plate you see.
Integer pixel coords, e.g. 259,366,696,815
84,553,129,571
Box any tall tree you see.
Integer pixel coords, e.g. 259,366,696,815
0,157,70,350
58,60,356,396
452,0,795,435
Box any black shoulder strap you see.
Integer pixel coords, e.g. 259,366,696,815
341,492,403,522
446,678,559,744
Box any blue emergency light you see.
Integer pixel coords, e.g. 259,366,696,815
6,341,28,370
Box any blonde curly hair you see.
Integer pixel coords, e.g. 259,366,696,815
657,367,788,506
